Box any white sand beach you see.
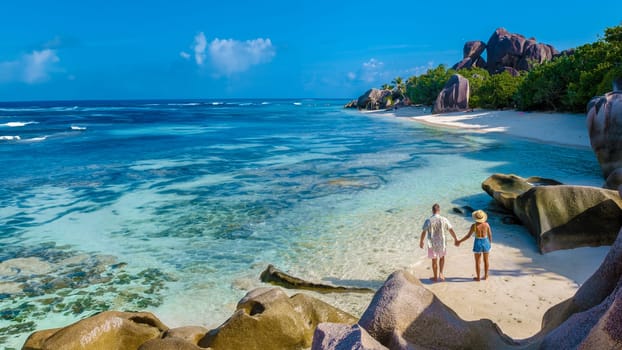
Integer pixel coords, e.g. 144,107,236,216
366,107,608,340
381,107,591,148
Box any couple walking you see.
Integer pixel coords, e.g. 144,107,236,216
418,203,492,282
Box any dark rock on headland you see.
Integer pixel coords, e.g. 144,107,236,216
451,28,558,75
587,80,622,189
432,73,470,114
356,88,393,110
261,264,375,293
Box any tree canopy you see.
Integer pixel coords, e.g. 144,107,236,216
378,22,622,113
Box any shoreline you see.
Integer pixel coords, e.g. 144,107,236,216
356,106,607,339
372,106,591,149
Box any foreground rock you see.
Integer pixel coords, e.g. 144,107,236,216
587,81,622,189
536,218,622,348
260,264,375,293
358,271,516,349
432,74,470,114
312,324,388,350
482,174,622,253
198,287,358,350
23,311,168,350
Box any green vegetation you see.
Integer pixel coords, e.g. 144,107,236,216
406,64,455,105
378,22,621,112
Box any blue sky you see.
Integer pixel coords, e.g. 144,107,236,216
0,1,620,101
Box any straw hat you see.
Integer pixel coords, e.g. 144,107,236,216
472,210,487,223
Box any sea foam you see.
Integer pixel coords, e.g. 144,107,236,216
1,121,38,127
0,135,21,140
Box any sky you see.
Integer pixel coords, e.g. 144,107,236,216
0,1,620,101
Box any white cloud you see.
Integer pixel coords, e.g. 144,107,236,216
0,48,60,84
184,32,275,75
347,72,357,80
208,37,275,75
193,32,207,65
359,58,386,83
179,51,191,59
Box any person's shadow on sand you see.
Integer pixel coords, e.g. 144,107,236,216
420,276,474,285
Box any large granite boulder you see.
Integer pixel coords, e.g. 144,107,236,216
198,287,357,350
432,74,470,114
357,270,516,349
485,28,557,74
481,174,562,211
514,185,622,253
464,40,487,59
162,326,209,345
536,221,622,348
311,323,388,350
486,28,527,74
452,41,488,70
452,56,487,70
587,82,622,189
517,39,558,71
22,311,167,350
356,89,392,110
138,338,202,350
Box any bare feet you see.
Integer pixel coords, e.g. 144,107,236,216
473,277,480,281
439,274,445,281
431,277,438,282
483,275,488,280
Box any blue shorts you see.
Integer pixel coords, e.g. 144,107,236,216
473,237,491,253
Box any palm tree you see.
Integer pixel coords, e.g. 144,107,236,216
392,76,406,100
380,83,394,91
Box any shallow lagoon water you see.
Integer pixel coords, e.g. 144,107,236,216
0,100,602,348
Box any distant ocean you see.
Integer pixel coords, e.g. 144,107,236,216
0,99,602,348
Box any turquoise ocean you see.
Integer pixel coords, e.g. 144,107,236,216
0,99,603,348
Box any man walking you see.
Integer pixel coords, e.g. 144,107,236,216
419,203,459,282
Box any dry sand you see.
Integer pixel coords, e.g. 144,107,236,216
369,107,608,340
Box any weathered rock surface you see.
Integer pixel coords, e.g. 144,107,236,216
356,89,392,110
451,28,558,74
344,100,358,109
536,222,622,348
162,326,208,345
312,323,388,350
138,337,202,350
357,270,517,349
482,174,622,253
260,264,375,293
463,40,487,59
587,87,622,189
486,28,527,73
517,39,558,71
198,287,357,350
481,173,562,211
432,74,470,114
23,311,167,350
514,185,622,253
452,40,488,70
